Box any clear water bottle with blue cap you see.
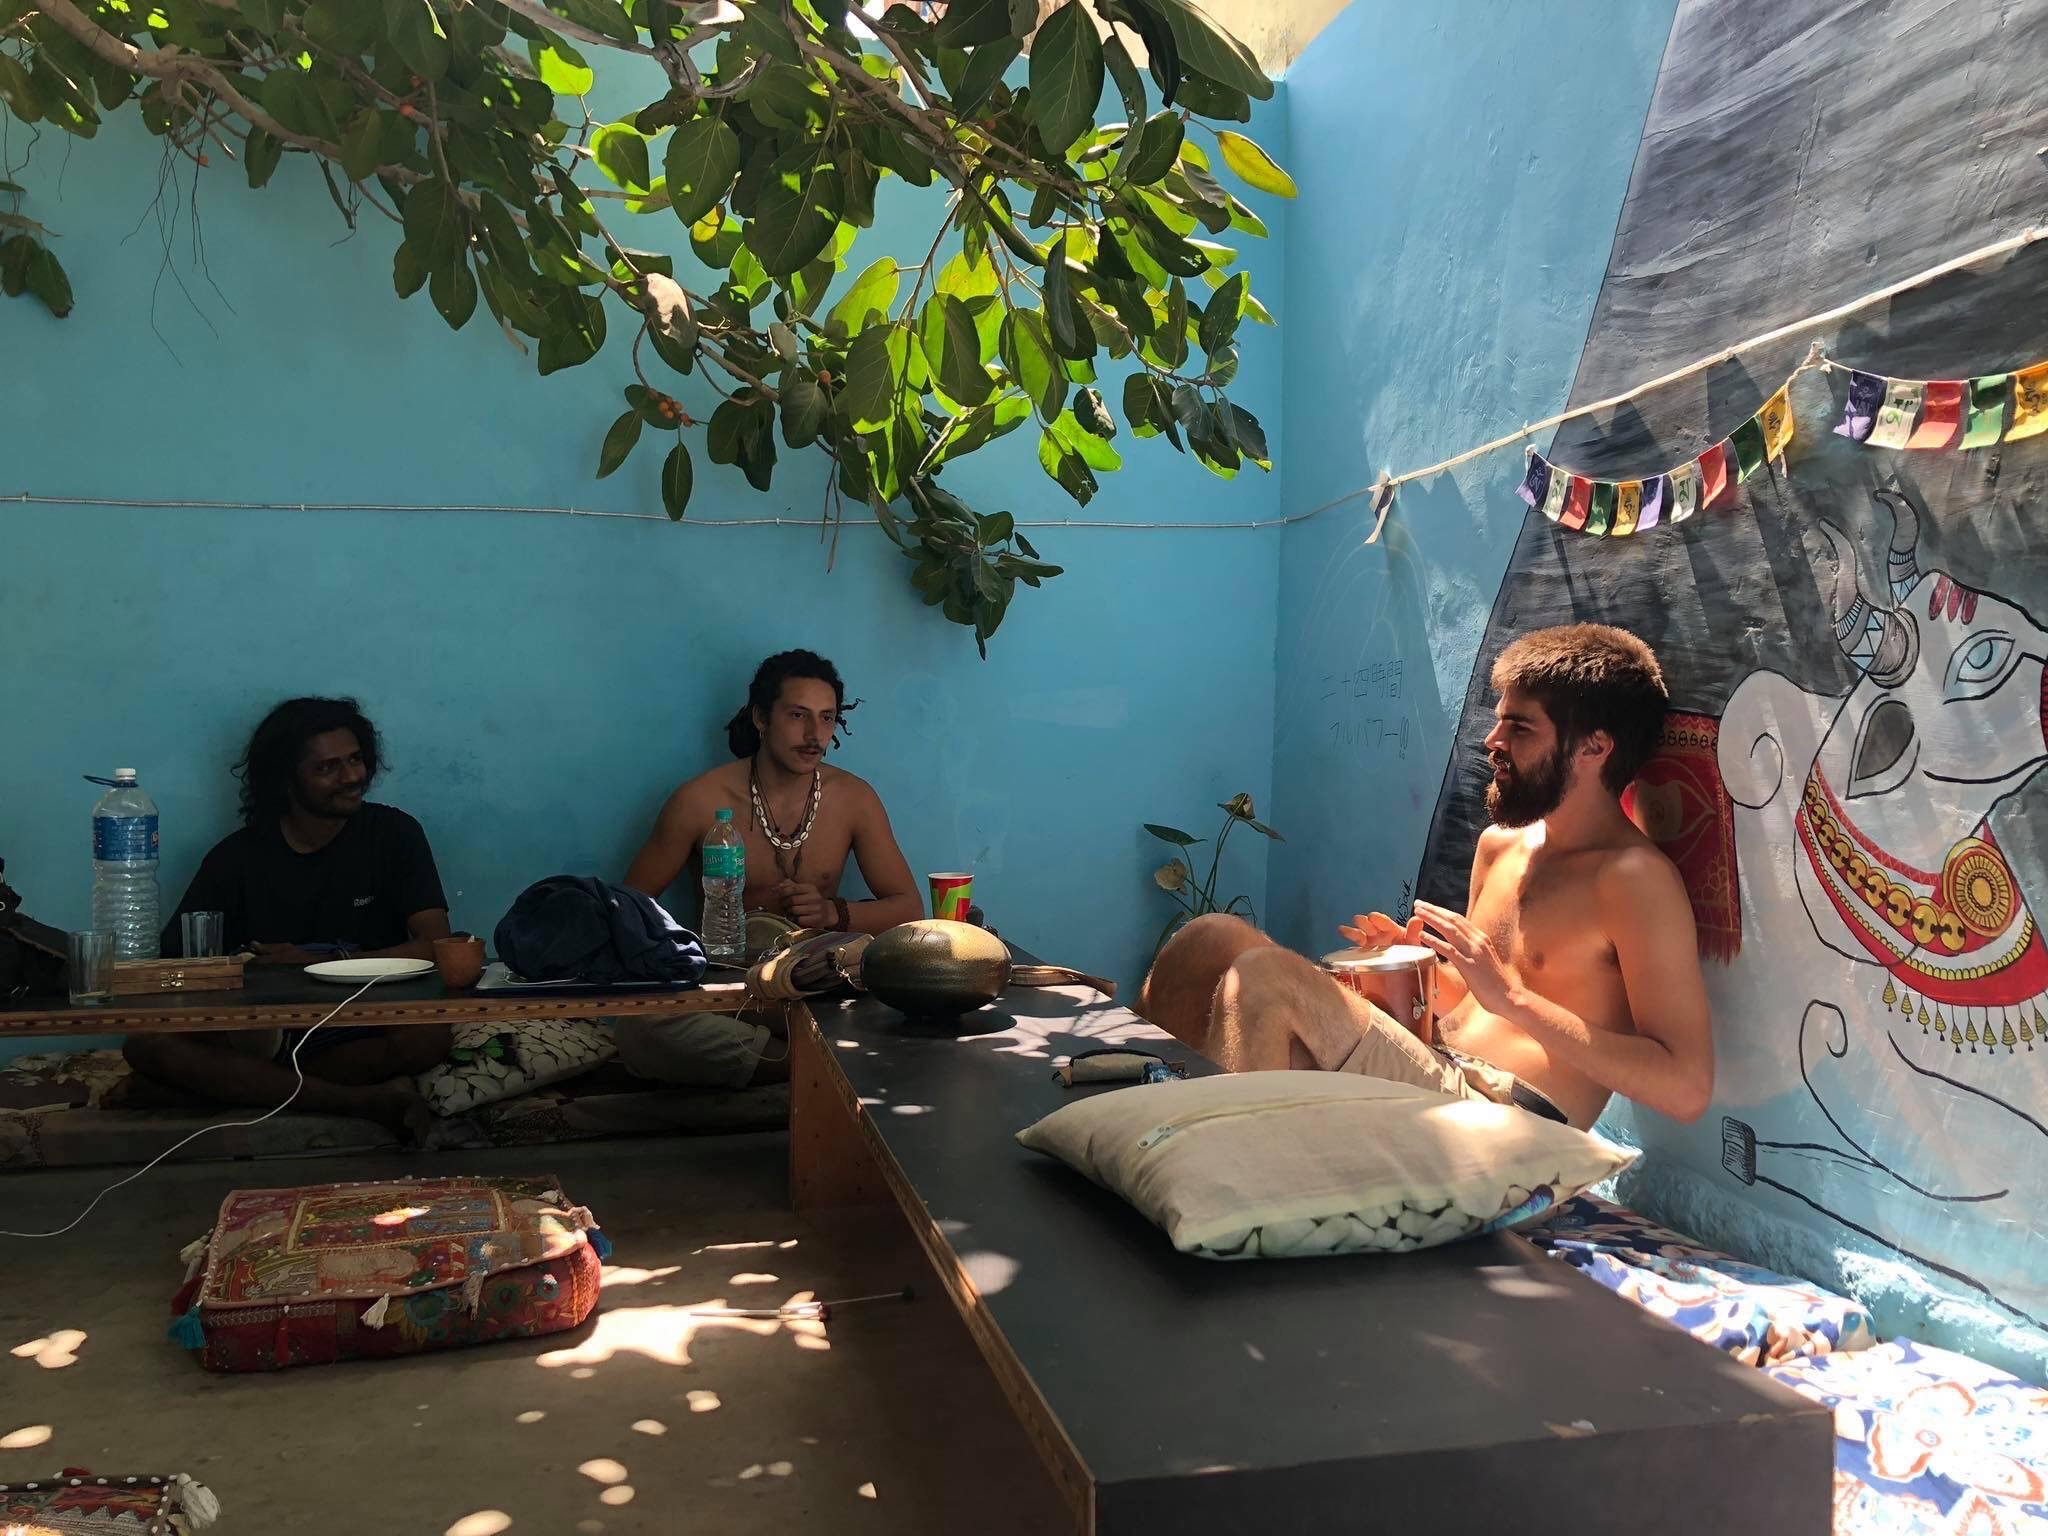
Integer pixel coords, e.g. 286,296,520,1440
89,769,160,960
701,807,745,965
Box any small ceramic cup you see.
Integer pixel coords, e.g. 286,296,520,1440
434,933,486,989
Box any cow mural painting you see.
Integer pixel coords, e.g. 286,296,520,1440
1415,0,2048,1364
1712,481,2048,1326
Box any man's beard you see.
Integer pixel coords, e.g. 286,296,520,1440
1485,742,1572,828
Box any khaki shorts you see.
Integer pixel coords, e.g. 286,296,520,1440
613,1013,775,1090
1331,1010,1567,1124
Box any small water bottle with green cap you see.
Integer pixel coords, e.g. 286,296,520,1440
701,807,746,965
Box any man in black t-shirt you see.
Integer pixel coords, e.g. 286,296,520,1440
123,698,453,1139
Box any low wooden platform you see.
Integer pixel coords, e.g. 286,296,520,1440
786,981,1835,1535
0,968,752,1038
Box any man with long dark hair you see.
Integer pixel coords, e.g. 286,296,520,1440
617,651,921,1088
121,697,451,1137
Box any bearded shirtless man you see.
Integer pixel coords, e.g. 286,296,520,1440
616,650,922,1088
1139,625,1712,1130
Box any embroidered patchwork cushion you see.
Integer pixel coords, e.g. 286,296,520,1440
413,1019,617,1116
1016,1072,1635,1258
1,1472,218,1535
1765,1340,2048,1535
170,1174,605,1372
1529,1193,1876,1366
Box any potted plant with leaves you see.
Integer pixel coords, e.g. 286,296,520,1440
1144,791,1281,954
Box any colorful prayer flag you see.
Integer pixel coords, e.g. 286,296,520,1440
1560,475,1591,530
1637,474,1667,531
1906,381,1962,449
1730,415,1767,481
1697,443,1729,510
1834,371,1884,442
1517,454,1552,510
1962,374,2008,448
1669,461,1700,523
1539,462,1570,522
1760,385,1794,463
1585,481,1615,536
1612,480,1642,537
1867,380,1924,450
2006,361,2048,442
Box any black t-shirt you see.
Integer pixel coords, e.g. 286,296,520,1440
162,804,448,956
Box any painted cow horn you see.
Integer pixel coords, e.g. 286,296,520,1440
1873,485,1922,601
1820,522,1882,668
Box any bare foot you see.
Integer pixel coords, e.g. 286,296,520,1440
361,1085,438,1145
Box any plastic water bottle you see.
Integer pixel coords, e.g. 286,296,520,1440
90,769,160,960
701,807,746,964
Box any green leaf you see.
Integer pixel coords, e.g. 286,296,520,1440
746,62,826,131
750,161,842,276
237,0,290,27
402,180,463,267
24,244,72,318
690,206,742,268
780,375,829,447
1156,276,1188,367
0,52,42,121
383,0,452,82
392,239,430,298
826,255,899,335
530,36,594,95
340,110,384,182
664,116,741,228
661,441,694,520
936,247,998,302
537,291,606,373
550,0,637,45
929,0,1013,47
1144,823,1202,847
1102,33,1147,126
429,253,478,329
0,235,33,297
591,121,652,194
1224,400,1270,468
1037,426,1098,504
1043,233,1092,360
1028,0,1104,156
624,382,672,427
1198,270,1244,355
954,35,1021,115
596,408,643,477
1073,386,1116,438
1215,129,1295,198
244,127,284,188
1053,410,1121,471
918,293,994,406
843,323,902,433
999,309,1065,420
1153,0,1273,101
1122,111,1183,185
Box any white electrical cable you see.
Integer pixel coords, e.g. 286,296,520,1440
0,976,381,1240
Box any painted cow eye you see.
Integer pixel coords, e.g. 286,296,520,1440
1944,632,2016,701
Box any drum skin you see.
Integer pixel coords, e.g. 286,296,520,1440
861,919,1012,1018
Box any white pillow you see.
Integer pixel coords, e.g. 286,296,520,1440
1016,1071,1635,1259
414,1019,617,1116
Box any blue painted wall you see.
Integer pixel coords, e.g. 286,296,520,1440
0,71,1288,1057
1265,0,1676,951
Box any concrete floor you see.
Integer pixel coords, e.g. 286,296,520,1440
1,1134,1070,1534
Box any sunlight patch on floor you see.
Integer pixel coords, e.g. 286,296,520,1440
0,1425,54,1450
445,1512,512,1536
11,1330,86,1369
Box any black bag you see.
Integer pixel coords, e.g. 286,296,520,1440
493,876,707,986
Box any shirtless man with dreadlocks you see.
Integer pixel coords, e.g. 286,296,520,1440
617,650,923,1087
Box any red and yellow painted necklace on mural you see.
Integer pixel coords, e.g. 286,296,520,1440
1794,764,2048,1054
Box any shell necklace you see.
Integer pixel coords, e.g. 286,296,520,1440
751,764,823,879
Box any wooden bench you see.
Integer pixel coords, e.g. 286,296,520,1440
787,980,1834,1535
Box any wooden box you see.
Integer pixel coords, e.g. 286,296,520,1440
109,954,247,997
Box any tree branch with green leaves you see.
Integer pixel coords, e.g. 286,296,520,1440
0,0,1294,654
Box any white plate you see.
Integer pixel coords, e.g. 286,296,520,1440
304,958,437,983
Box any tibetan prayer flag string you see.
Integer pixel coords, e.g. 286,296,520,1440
1906,381,1963,449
